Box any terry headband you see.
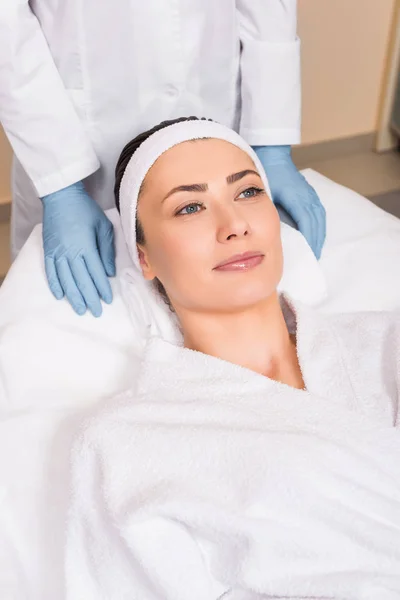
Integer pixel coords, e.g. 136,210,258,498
119,119,273,269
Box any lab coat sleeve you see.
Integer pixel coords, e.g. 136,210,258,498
0,2,100,197
236,0,301,146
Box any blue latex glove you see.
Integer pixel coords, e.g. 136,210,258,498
253,145,326,259
41,181,116,317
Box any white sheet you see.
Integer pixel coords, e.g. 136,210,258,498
1,169,400,599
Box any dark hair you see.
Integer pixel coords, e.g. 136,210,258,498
114,116,213,308
114,115,213,216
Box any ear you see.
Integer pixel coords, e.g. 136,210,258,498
137,244,156,281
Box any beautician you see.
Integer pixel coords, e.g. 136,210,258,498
0,0,326,316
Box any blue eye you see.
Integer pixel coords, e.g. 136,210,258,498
238,187,264,199
176,203,203,216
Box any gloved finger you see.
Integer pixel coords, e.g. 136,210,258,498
97,218,116,277
295,202,319,258
307,203,323,259
55,257,87,316
306,198,325,260
305,203,320,258
70,256,103,317
276,204,298,230
277,197,316,255
305,185,326,259
44,256,64,300
84,250,113,305
313,204,326,260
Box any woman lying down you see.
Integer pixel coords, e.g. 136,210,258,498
65,118,400,599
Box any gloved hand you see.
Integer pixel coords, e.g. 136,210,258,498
253,145,326,259
41,181,116,317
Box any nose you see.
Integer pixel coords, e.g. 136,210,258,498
216,205,250,243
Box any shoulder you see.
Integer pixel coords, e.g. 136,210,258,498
324,310,400,425
325,309,400,394
325,309,400,346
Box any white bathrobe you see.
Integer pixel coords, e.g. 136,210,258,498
65,299,400,600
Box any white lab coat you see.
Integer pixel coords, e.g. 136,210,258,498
0,0,300,256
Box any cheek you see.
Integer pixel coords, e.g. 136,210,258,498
257,203,284,276
269,208,284,265
255,201,281,242
146,223,209,281
271,209,283,247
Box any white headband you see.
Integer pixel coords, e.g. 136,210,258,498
119,119,273,269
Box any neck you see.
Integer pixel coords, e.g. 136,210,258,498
176,293,302,385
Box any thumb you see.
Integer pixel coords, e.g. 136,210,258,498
97,217,116,277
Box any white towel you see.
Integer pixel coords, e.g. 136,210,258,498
65,299,400,599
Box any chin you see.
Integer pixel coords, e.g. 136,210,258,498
220,281,279,311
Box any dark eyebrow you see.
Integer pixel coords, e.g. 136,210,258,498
162,183,208,202
226,169,260,184
162,169,261,202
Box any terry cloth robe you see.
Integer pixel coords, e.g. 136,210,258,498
65,298,400,600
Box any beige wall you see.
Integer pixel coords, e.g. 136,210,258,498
299,0,396,144
0,1,397,200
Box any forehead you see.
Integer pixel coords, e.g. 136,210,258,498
143,138,257,190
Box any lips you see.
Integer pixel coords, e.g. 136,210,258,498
213,251,265,272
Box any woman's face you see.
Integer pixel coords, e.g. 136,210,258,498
137,138,283,313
